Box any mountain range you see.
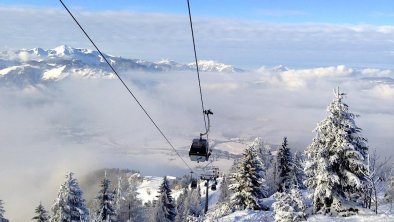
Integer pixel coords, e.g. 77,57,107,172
0,45,243,85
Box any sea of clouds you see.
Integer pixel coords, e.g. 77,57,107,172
1,65,394,220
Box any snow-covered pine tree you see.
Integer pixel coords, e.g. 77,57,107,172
304,88,369,215
51,172,90,222
250,137,277,195
273,188,306,222
188,185,203,218
153,176,176,222
251,137,273,170
117,174,145,222
218,176,231,203
0,200,5,220
114,176,123,219
229,146,266,210
95,173,116,221
32,202,50,222
293,151,306,189
277,137,294,192
175,188,189,222
386,165,394,209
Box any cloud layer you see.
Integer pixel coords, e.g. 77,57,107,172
1,63,394,220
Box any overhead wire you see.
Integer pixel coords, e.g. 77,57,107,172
58,0,194,173
186,0,208,132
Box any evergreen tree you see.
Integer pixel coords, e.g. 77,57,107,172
304,89,369,215
176,185,203,222
32,202,49,222
386,165,394,209
229,147,266,210
187,185,203,218
175,189,189,222
218,176,231,203
293,151,306,189
251,137,272,170
95,174,116,221
0,200,5,220
117,174,145,222
250,137,277,195
114,176,123,219
273,188,306,222
51,172,90,222
276,137,294,192
153,176,176,222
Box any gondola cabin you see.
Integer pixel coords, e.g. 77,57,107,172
189,138,210,162
211,184,217,191
191,178,198,189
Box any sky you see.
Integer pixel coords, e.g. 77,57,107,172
1,0,394,68
2,0,394,25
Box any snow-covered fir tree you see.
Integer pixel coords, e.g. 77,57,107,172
293,151,306,189
95,173,116,221
251,137,273,170
304,88,369,215
175,188,189,222
187,185,203,218
386,165,394,208
273,188,306,222
218,176,231,203
51,172,90,222
0,200,5,220
116,174,145,222
153,176,176,222
175,184,203,222
114,176,123,218
32,202,49,222
250,137,277,195
277,137,294,192
229,146,267,210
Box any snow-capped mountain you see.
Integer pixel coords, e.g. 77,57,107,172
187,60,244,73
0,45,243,85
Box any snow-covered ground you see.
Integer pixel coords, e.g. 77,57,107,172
307,204,394,222
218,210,273,222
203,182,394,222
137,176,182,204
217,206,394,222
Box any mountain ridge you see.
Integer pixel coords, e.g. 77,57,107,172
0,45,244,85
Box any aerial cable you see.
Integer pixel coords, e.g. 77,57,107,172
59,0,194,173
203,158,214,170
186,0,208,132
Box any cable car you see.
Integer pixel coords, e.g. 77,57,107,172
191,178,198,189
211,184,217,191
212,167,219,179
189,138,210,162
189,109,213,162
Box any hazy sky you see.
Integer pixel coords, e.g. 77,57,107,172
1,1,394,68
3,0,394,24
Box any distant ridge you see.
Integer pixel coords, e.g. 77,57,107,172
0,45,244,85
